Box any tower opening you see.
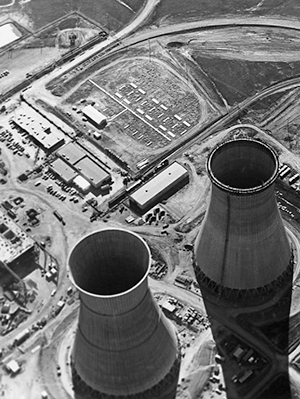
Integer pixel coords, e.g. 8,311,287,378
69,229,150,296
208,139,277,191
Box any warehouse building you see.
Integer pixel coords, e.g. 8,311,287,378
57,142,85,165
56,142,111,191
82,105,107,129
13,105,65,152
129,162,188,212
74,156,111,188
49,158,78,184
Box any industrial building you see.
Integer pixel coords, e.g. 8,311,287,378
74,156,110,188
73,175,91,193
6,359,21,375
82,104,107,129
56,142,85,165
68,228,180,398
56,142,111,189
48,158,78,184
194,139,293,300
0,210,35,265
13,104,65,152
130,162,188,212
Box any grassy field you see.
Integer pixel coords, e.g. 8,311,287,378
191,55,300,106
0,0,146,32
147,0,300,27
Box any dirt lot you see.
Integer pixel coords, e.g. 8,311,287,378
0,13,102,95
236,87,300,156
146,0,300,28
0,0,145,33
164,25,300,106
55,52,218,171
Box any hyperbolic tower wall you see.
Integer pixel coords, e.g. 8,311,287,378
194,138,293,299
68,228,180,399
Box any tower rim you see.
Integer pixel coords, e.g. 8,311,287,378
207,138,279,195
67,227,151,299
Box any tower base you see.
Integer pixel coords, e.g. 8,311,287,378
71,350,181,399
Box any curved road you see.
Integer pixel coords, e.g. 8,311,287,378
29,0,160,88
123,15,300,47
27,14,300,100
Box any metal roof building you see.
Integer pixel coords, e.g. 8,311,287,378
49,158,78,183
82,105,107,129
74,156,110,188
13,105,65,152
56,142,85,165
68,228,180,398
194,139,293,301
130,162,188,211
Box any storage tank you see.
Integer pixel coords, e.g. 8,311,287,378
194,138,293,299
68,228,180,398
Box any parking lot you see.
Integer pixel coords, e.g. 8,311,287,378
40,169,82,204
0,121,49,163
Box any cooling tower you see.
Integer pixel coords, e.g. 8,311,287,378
68,228,180,399
194,138,293,299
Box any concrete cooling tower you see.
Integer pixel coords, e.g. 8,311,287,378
194,138,294,299
68,228,180,399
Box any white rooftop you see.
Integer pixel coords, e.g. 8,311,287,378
130,162,188,208
161,300,176,313
13,104,65,151
74,175,91,191
82,105,106,126
6,359,20,373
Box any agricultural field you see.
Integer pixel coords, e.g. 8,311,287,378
146,0,300,28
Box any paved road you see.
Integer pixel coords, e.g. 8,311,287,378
124,15,300,47
28,0,159,89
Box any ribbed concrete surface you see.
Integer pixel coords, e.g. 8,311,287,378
68,228,178,396
195,139,291,290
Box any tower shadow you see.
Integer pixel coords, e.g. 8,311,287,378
195,252,294,399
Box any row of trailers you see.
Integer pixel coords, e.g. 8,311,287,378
279,163,299,185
